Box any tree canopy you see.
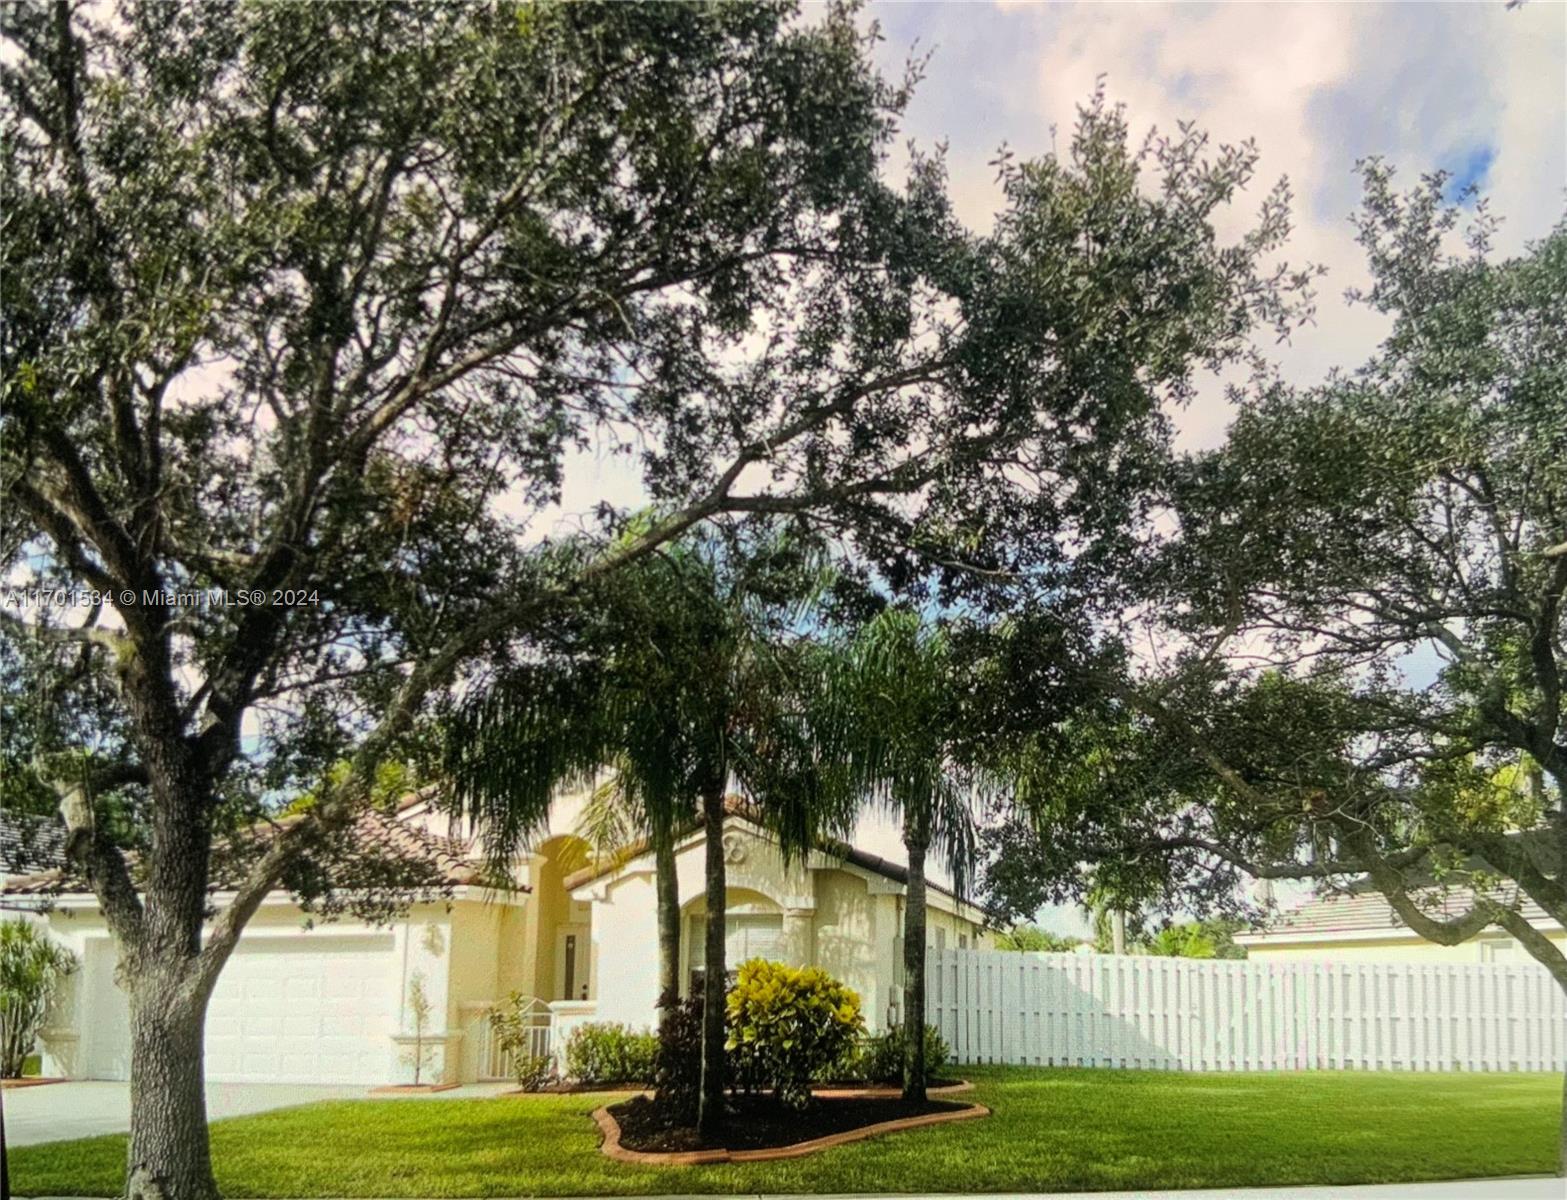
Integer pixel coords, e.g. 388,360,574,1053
3,0,1326,1188
987,173,1565,1180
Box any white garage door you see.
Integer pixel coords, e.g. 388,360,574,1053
83,933,398,1085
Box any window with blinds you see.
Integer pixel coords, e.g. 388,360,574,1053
687,912,785,971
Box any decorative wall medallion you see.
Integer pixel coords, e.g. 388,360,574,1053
722,832,747,864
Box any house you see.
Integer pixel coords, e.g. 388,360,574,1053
1238,884,1565,966
3,791,991,1087
0,810,68,929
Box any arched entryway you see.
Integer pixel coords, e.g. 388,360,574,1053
530,834,594,1001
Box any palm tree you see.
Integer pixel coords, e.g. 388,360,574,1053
829,608,990,1103
447,530,854,1138
443,558,696,1039
655,534,857,1138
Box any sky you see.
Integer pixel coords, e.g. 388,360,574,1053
863,0,1564,448
532,1,1567,936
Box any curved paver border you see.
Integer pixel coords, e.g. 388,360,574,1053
592,1085,989,1166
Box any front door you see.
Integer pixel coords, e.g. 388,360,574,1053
555,924,589,1000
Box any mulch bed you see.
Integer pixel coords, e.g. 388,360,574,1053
609,1092,970,1154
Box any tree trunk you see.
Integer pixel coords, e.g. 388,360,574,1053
697,783,727,1140
902,826,928,1104
99,729,230,1200
125,972,218,1200
652,819,681,1042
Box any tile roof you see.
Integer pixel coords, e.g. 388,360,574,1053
0,803,523,899
0,811,69,877
1245,886,1557,940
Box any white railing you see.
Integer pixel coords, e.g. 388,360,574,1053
464,997,553,1081
927,950,1565,1073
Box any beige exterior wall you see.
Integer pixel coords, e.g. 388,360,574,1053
30,801,996,1082
579,818,992,1035
814,869,884,1025
35,896,489,1083
924,901,988,951
589,869,661,1031
1242,930,1566,966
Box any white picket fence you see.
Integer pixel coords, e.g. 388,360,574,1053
926,950,1566,1073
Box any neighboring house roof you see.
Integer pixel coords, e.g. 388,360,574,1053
562,796,983,914
0,810,69,877
1237,886,1560,944
0,804,521,899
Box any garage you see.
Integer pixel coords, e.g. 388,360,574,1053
82,933,399,1085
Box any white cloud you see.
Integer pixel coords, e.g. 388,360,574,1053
862,0,1565,452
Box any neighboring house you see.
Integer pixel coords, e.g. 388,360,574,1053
2,791,990,1086
0,810,68,928
1238,884,1565,965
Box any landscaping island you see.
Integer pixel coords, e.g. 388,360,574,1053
600,1090,986,1163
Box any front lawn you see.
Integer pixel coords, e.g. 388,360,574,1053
11,1066,1560,1197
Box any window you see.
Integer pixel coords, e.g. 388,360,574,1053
687,912,784,992
959,932,969,950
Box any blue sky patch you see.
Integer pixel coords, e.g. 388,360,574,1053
1444,144,1496,202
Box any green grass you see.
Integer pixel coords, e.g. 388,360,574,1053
11,1066,1560,1197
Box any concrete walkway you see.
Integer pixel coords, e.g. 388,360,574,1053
11,1184,1561,1200
1,1079,513,1147
769,1183,1563,1200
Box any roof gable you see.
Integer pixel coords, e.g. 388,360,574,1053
562,799,984,918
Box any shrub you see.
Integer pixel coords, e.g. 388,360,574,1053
0,920,77,1079
726,959,864,1109
488,992,556,1091
511,1052,554,1092
855,1022,952,1086
565,1021,657,1085
652,987,705,1124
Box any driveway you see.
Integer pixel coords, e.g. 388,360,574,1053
2,1079,506,1147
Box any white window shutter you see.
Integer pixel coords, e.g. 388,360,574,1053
690,913,784,970
739,914,784,962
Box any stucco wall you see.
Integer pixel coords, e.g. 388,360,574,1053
814,870,882,1024
444,902,500,1080
579,820,993,1034
34,898,472,1082
589,869,660,1030
1244,931,1567,965
529,849,569,998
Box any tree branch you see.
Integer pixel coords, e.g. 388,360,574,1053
57,776,144,952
